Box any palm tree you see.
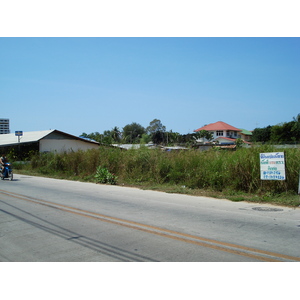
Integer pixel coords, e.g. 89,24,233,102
111,126,121,143
293,113,300,123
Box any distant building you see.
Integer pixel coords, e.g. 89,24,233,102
194,121,252,144
0,129,100,155
0,118,10,134
237,128,252,142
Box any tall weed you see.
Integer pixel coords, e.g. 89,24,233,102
21,145,300,194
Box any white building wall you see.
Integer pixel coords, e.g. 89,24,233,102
211,130,238,140
40,139,99,153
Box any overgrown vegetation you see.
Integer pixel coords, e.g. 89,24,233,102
95,166,118,184
12,145,300,207
81,114,300,146
80,118,213,146
252,113,300,143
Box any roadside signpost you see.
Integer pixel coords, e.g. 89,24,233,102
260,152,286,180
15,131,23,143
15,131,23,160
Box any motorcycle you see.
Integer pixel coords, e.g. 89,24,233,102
1,162,13,181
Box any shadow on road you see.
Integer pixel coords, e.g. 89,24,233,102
0,200,158,262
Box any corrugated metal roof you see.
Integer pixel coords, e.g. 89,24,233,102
239,128,252,135
112,144,154,150
0,130,54,146
0,130,99,147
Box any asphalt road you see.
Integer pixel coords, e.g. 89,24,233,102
0,174,299,262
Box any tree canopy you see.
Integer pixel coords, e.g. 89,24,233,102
252,114,300,143
81,114,300,147
146,119,166,135
122,122,146,143
146,119,167,144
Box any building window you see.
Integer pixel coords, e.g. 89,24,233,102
216,131,223,136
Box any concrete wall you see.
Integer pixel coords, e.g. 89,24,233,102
40,139,99,153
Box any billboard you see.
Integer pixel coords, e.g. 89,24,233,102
260,152,286,180
15,131,23,136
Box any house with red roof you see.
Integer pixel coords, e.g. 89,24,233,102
194,121,251,144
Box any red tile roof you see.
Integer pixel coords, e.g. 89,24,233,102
194,121,241,132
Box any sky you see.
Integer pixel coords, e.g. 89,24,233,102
1,1,299,138
1,37,299,137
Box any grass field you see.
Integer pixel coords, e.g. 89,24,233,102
13,145,300,207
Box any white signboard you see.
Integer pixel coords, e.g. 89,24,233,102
260,152,286,180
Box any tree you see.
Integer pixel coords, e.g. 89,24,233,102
80,132,103,143
102,130,113,144
146,119,167,144
252,113,300,143
175,130,213,146
146,119,166,135
194,130,213,142
111,126,121,143
140,133,151,144
166,131,181,145
291,113,300,141
122,122,146,143
252,126,272,143
80,130,116,145
235,138,244,148
151,130,166,144
269,114,300,143
80,132,89,139
271,122,296,143
177,133,197,145
293,113,300,123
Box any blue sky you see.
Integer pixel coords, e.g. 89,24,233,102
1,37,299,137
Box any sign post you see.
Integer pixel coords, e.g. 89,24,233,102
15,131,23,160
15,131,23,143
260,152,286,180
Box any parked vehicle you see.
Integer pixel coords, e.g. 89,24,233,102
1,162,13,180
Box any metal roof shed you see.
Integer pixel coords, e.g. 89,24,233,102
0,130,100,154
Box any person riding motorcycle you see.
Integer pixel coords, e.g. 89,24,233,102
0,154,8,173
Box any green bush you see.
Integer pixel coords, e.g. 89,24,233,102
95,166,118,185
